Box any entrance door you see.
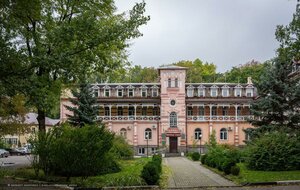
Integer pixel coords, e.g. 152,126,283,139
169,137,178,153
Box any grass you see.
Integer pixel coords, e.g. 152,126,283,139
203,163,300,185
159,164,172,189
230,163,300,184
71,157,151,188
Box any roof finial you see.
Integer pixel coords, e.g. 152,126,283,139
247,77,253,85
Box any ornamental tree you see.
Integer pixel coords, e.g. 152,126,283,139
65,82,99,127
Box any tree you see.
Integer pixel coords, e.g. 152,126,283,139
0,0,149,132
249,3,300,135
219,60,268,84
172,59,217,82
65,82,98,127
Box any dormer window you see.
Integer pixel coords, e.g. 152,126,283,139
235,88,242,97
94,89,99,97
198,85,206,97
152,88,158,97
141,86,148,97
222,86,229,97
117,89,123,97
128,89,134,97
210,85,218,97
104,89,110,97
187,85,194,97
246,86,254,97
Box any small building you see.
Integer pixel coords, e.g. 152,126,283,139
61,66,256,155
3,113,60,147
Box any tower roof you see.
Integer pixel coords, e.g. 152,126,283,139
158,65,187,70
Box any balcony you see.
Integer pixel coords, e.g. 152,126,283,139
97,115,160,121
186,115,254,122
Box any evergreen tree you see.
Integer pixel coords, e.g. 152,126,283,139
65,83,99,127
249,3,300,135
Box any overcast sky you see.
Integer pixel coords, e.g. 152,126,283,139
115,0,297,72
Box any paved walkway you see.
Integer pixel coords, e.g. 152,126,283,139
164,157,236,188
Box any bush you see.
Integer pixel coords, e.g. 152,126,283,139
191,152,200,161
230,165,240,176
222,160,236,175
152,155,162,173
245,131,300,171
110,136,134,159
201,154,207,164
141,161,160,185
31,124,119,180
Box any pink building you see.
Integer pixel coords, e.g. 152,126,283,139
60,66,256,155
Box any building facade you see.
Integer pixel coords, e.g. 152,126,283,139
60,66,256,155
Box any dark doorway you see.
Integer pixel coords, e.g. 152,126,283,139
169,137,178,153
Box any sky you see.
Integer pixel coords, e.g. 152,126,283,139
115,0,297,72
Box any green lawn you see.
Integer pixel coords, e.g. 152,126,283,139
71,157,151,188
229,163,300,184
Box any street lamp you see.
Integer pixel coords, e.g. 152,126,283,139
199,134,202,154
146,134,149,157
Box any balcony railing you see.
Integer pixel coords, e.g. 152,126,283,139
97,115,160,121
187,115,254,121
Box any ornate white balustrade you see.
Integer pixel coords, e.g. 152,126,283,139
187,115,254,121
97,115,160,121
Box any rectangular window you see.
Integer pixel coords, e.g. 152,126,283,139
187,89,194,97
117,89,123,97
105,89,110,97
128,89,134,97
212,107,217,116
198,107,205,116
235,89,242,97
5,138,18,145
152,89,158,97
168,79,171,87
175,78,178,87
211,89,218,97
246,89,253,97
222,89,229,97
105,107,110,116
187,107,193,116
151,147,157,154
153,107,158,115
138,148,145,155
198,89,205,97
117,107,123,116
94,89,99,97
129,107,135,116
237,107,242,116
141,89,147,97
222,107,228,116
142,107,147,116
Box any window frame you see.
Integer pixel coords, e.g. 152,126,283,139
120,128,127,139
220,128,228,140
194,128,202,140
170,112,177,128
128,88,134,97
145,128,152,140
117,89,123,97
104,89,110,97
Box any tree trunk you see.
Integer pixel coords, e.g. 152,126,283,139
37,109,46,133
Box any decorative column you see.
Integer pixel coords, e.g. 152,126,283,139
134,104,137,120
234,104,239,146
234,104,238,121
109,104,112,120
133,122,138,146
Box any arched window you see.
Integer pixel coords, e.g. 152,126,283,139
145,128,152,139
168,78,171,87
220,128,228,140
120,128,127,139
170,112,177,128
194,128,202,140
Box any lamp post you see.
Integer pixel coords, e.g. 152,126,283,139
199,134,202,154
146,134,149,157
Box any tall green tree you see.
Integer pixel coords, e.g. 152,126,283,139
0,0,149,132
172,58,217,82
65,82,99,127
249,3,300,135
219,60,268,84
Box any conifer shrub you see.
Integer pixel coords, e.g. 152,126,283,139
152,155,162,173
230,165,240,176
141,161,159,185
191,152,201,161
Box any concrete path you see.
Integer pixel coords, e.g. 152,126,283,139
164,157,236,188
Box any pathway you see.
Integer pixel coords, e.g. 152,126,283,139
164,157,236,188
